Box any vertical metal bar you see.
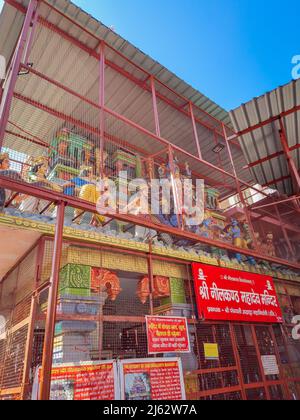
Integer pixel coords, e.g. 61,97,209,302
222,123,259,251
0,0,38,147
39,202,65,400
185,265,202,393
21,294,38,400
229,324,247,400
147,157,154,180
150,76,161,138
23,3,39,65
279,118,300,194
274,201,295,258
21,237,46,399
147,243,154,316
251,325,271,400
35,237,45,290
97,248,104,361
189,102,202,160
99,41,105,178
268,326,291,400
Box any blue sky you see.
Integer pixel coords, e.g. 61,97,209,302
1,0,299,110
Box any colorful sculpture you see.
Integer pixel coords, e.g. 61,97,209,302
205,187,222,211
72,170,107,226
225,218,249,249
19,156,62,214
0,153,23,208
184,162,192,179
91,268,122,301
197,217,213,239
0,153,10,171
113,149,137,180
63,166,95,197
24,156,61,191
136,276,170,304
264,232,276,257
158,163,167,179
146,159,154,180
136,276,150,304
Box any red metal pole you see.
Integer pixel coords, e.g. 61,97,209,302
99,41,105,178
279,119,300,194
0,0,38,148
222,123,259,251
189,102,202,160
273,201,295,258
229,324,247,400
251,325,271,400
39,202,65,400
21,294,38,400
147,245,155,316
152,75,181,230
23,2,39,64
251,194,300,211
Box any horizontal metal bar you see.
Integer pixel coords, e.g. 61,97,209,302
251,194,300,211
245,143,300,169
230,105,300,140
0,176,300,270
262,175,291,188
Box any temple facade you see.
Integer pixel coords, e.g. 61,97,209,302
0,0,299,401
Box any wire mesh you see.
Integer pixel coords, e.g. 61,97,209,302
0,0,300,399
0,235,299,400
234,324,263,385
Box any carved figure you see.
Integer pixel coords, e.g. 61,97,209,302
91,268,122,301
264,232,276,257
19,156,62,214
0,153,23,208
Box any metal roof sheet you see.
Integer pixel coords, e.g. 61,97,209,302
230,79,300,196
0,0,253,194
0,0,232,125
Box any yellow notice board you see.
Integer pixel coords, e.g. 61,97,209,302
204,343,219,360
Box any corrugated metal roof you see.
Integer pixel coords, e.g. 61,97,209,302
0,0,232,126
0,0,253,193
230,79,300,196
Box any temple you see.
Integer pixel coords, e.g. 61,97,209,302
0,0,299,401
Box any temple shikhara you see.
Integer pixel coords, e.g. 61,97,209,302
0,0,299,401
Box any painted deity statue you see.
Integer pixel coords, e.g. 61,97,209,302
224,218,255,264
184,161,192,179
0,153,23,209
225,218,249,249
73,167,106,227
158,163,167,179
63,166,95,197
196,217,213,239
19,156,62,214
264,232,276,258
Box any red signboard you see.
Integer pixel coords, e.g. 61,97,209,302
34,362,117,400
146,316,190,354
192,263,283,323
120,358,186,400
